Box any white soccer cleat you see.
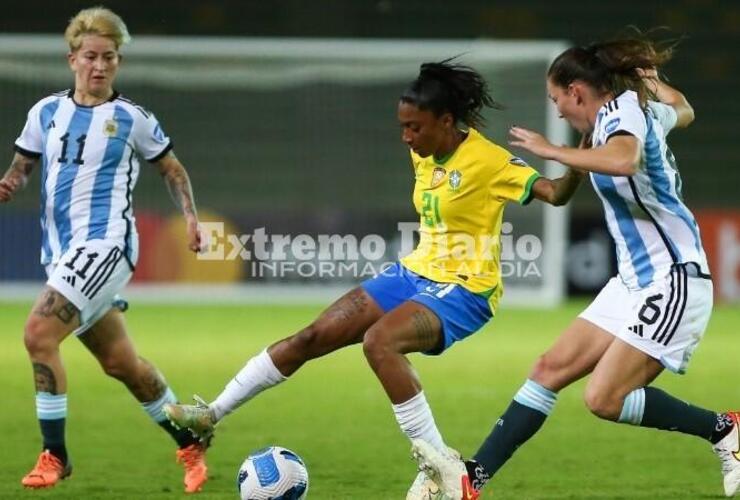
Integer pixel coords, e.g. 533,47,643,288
713,412,740,497
406,470,443,500
411,440,478,500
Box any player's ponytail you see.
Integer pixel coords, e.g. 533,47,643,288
401,57,503,129
548,28,677,106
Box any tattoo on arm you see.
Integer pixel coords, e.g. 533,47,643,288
159,154,197,217
33,289,79,324
33,362,58,394
411,310,439,351
2,153,38,191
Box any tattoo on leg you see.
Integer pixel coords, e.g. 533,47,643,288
34,290,57,318
328,288,369,322
33,362,57,394
129,357,167,402
412,310,438,350
33,289,78,325
56,302,77,324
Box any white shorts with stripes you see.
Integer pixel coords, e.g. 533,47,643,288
46,239,132,335
579,264,713,374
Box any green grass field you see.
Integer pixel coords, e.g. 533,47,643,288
1,300,738,499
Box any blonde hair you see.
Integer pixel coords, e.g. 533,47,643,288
64,6,131,51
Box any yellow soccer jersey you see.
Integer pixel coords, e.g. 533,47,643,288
400,128,540,312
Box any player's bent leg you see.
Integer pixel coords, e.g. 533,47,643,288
269,287,384,375
168,287,385,431
21,286,79,488
584,338,664,421
79,309,208,493
467,318,613,492
363,301,448,446
588,338,740,495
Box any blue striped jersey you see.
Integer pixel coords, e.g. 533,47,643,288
590,90,709,290
14,90,172,268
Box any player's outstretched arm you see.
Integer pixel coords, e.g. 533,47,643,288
510,126,640,177
639,68,694,128
155,151,203,252
531,168,586,206
0,152,39,203
530,133,590,206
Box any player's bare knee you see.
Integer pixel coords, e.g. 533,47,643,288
99,356,131,381
362,326,392,367
583,387,620,421
529,353,566,390
23,317,59,356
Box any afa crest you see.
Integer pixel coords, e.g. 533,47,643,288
449,169,462,191
103,119,118,137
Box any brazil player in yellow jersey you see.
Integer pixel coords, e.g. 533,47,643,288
164,59,584,498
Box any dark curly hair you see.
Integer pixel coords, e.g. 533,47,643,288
401,57,503,129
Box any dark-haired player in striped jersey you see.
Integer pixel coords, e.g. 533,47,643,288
415,34,740,499
0,6,209,493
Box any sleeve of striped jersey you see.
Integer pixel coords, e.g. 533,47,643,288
132,112,173,162
647,101,678,134
14,103,43,156
491,157,541,205
600,99,647,144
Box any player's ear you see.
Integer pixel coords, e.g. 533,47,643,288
67,51,76,71
441,111,455,129
570,83,584,105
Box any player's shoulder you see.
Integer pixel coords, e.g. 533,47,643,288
597,90,644,134
28,89,70,112
113,93,155,120
599,90,642,120
466,128,522,168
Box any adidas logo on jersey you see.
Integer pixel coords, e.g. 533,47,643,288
628,324,644,337
62,275,76,287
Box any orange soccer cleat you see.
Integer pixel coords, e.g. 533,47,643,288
21,450,72,488
176,443,208,493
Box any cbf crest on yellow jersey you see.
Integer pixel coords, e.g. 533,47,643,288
400,128,540,312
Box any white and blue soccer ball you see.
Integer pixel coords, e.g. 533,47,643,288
237,446,308,500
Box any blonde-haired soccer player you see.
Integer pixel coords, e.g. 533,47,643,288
164,58,584,499
0,7,209,492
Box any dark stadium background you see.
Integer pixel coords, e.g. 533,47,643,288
1,0,737,300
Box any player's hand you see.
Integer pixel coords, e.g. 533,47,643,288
0,178,16,203
509,126,557,159
185,215,206,253
636,67,660,95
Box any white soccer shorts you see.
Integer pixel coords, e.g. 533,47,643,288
579,263,713,374
46,239,132,335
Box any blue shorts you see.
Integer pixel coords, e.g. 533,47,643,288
361,262,493,355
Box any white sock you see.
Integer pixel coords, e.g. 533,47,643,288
210,349,287,421
392,391,446,453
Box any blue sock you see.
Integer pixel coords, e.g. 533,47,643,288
36,392,68,465
471,380,557,486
